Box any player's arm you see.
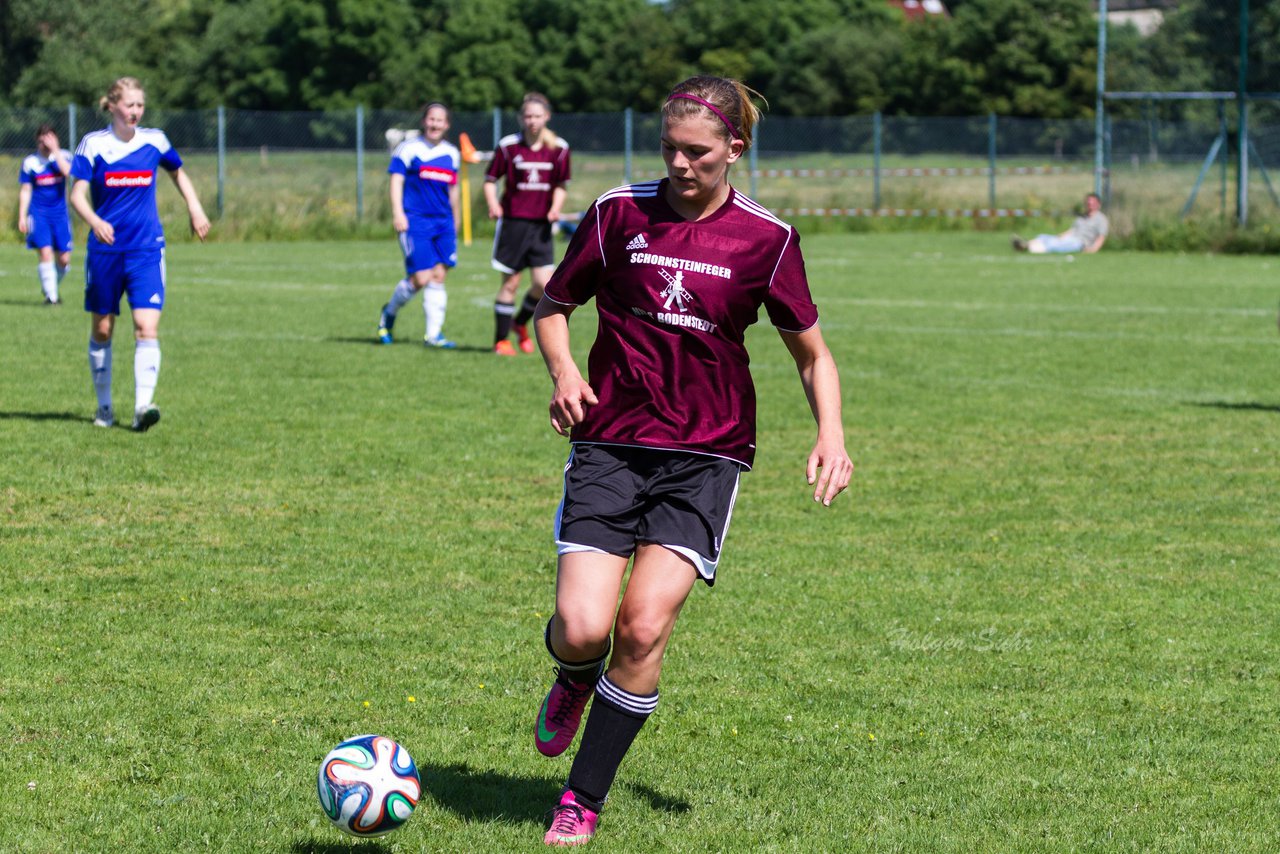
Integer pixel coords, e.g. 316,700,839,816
54,149,71,177
449,179,461,234
547,185,567,223
168,168,210,241
388,173,409,233
483,177,502,220
779,325,853,506
1084,234,1106,254
534,297,596,436
70,178,114,245
17,183,31,233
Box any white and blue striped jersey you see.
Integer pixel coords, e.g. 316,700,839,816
19,152,70,218
72,127,183,252
388,137,459,221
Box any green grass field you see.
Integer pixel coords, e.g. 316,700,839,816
2,233,1279,852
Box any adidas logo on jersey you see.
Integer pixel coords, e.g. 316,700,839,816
625,233,648,250
149,294,162,305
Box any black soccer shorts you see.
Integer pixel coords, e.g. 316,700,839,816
554,443,744,585
491,216,555,273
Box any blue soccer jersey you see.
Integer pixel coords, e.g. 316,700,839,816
19,152,70,218
72,127,183,252
388,138,459,221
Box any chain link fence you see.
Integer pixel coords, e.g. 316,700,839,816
5,104,1280,243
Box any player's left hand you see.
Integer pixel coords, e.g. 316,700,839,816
807,437,853,506
190,210,211,242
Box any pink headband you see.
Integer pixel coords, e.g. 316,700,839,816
666,93,740,140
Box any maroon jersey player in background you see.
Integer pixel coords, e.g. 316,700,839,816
484,92,571,355
532,75,853,846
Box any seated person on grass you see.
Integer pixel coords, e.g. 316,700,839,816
1013,192,1108,255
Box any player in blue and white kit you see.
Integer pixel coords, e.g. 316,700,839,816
17,124,73,305
376,102,461,348
69,77,210,431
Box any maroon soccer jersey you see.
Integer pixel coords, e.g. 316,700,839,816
543,179,819,468
485,133,572,220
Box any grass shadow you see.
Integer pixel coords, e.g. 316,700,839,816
419,763,561,824
619,781,692,814
324,336,494,354
0,299,52,308
0,410,86,423
1191,401,1280,414
417,763,692,825
326,336,392,347
290,841,392,854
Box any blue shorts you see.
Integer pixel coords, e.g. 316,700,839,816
26,213,73,253
84,248,166,316
399,219,457,276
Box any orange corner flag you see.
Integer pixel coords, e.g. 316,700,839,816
459,132,481,164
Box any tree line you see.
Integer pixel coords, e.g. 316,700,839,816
1,0,1275,118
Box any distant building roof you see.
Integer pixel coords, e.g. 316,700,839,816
1096,1,1178,37
1097,1,1177,10
888,0,949,21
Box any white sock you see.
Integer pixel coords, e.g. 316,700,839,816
424,283,448,340
88,339,112,409
134,339,161,411
38,261,57,301
386,279,416,316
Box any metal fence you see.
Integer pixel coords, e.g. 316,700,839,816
5,104,1280,241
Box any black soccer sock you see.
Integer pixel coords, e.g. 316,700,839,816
545,617,609,681
494,300,515,343
513,293,541,327
565,673,657,811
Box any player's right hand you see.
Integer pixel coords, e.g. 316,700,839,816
487,202,503,220
93,219,115,245
17,217,28,235
549,377,598,436
392,212,409,233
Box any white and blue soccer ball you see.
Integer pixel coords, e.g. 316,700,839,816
317,734,420,837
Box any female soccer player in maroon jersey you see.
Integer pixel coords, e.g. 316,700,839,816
532,75,853,846
483,92,571,355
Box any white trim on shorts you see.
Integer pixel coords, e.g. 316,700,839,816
551,445,743,583
554,447,605,554
652,468,739,582
490,219,516,273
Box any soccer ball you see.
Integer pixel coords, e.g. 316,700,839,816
317,734,421,837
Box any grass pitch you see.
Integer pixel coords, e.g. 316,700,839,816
2,233,1278,852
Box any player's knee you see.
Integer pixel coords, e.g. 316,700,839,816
554,611,612,657
613,614,668,664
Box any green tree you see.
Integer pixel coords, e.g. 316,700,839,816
5,0,160,107
666,0,894,95
433,0,531,111
769,24,900,115
888,0,1096,117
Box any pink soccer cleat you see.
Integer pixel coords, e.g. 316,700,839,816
544,789,598,846
535,669,596,757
